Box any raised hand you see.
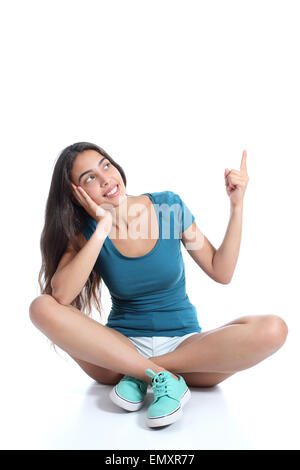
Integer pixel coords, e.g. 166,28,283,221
224,150,249,208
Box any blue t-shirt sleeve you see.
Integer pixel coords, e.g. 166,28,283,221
171,191,195,235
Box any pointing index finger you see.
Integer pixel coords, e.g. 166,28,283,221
240,150,247,174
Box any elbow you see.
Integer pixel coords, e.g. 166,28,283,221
219,277,231,285
51,289,70,306
215,276,231,284
54,297,72,306
51,292,64,305
211,269,232,284
51,279,71,305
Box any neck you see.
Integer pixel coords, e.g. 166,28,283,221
111,194,137,230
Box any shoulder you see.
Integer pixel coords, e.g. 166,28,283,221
148,190,181,205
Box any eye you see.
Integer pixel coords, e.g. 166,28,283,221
85,175,95,184
84,163,110,184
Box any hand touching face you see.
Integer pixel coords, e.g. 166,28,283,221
71,149,126,206
71,183,113,234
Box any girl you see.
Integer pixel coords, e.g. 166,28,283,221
29,142,288,428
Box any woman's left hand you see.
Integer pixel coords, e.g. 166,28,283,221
224,150,249,208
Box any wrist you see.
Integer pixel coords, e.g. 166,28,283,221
230,203,243,214
95,223,110,239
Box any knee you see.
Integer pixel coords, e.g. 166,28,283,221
256,314,288,351
29,294,57,327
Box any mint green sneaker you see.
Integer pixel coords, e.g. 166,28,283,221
145,369,191,427
109,376,148,411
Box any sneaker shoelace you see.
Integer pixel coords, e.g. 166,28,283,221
146,371,177,401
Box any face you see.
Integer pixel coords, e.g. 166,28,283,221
71,149,126,206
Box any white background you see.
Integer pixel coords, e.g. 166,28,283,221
0,0,299,450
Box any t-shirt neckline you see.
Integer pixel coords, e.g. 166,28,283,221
106,192,161,260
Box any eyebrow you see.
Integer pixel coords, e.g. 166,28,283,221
78,157,106,184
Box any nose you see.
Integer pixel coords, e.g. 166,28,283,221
99,176,110,187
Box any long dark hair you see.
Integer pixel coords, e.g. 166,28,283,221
38,142,127,349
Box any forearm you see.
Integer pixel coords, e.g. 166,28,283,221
51,225,107,305
212,205,243,284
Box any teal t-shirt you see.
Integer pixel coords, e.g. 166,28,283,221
81,190,202,337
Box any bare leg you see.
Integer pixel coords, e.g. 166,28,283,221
149,315,288,385
68,327,144,385
29,294,171,384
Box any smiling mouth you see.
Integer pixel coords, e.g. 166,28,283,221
104,184,120,197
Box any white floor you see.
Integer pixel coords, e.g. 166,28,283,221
1,319,299,451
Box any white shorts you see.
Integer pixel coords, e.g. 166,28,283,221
127,332,199,359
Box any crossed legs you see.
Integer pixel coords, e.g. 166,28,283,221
29,295,288,388
88,314,288,387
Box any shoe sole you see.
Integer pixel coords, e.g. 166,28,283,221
109,386,146,412
146,387,191,427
